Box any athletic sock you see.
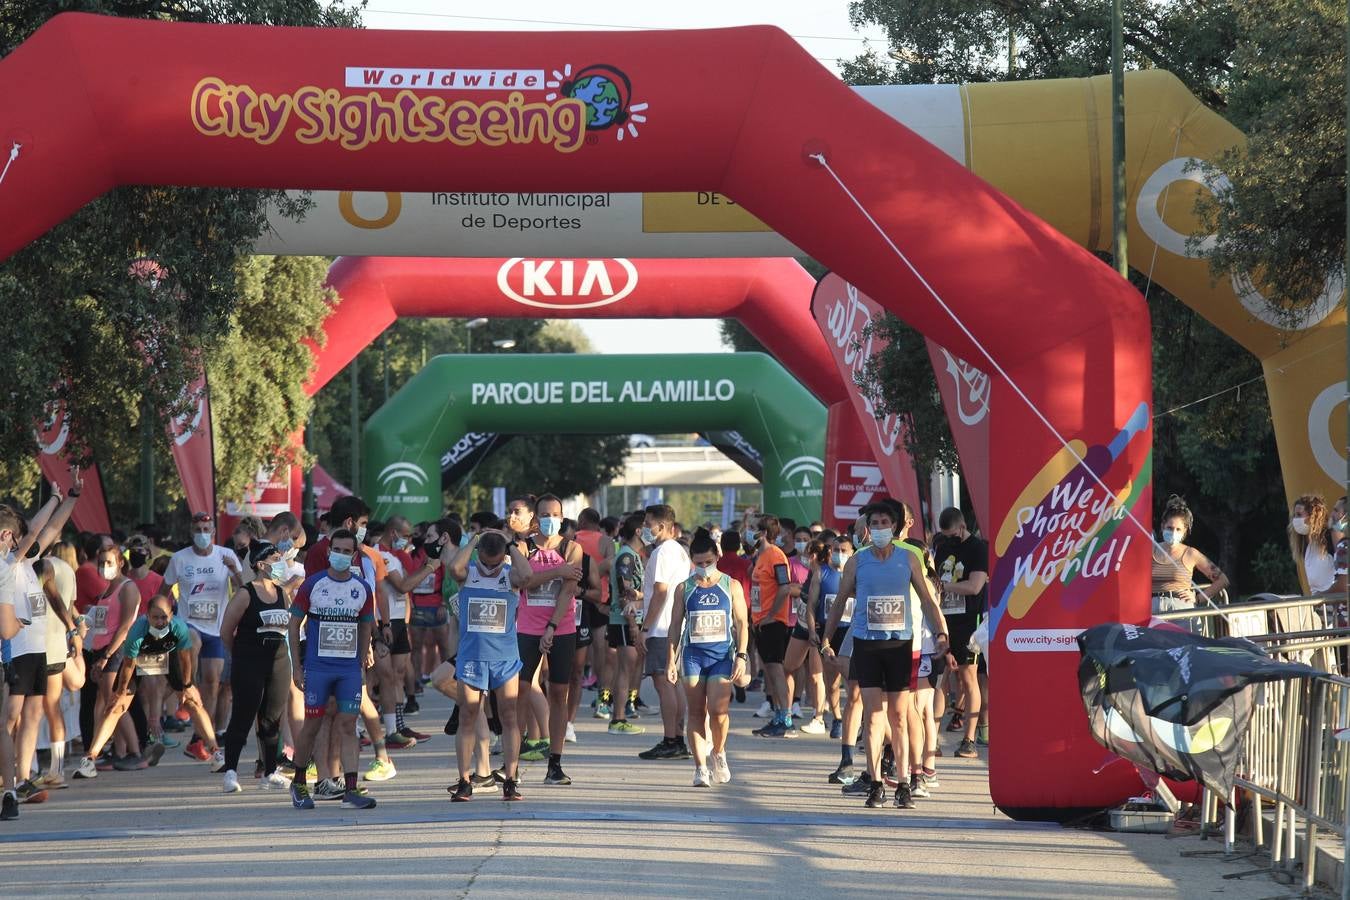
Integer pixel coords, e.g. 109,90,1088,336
548,753,562,767
384,713,398,737
50,740,65,775
344,772,357,791
293,762,309,787
395,703,406,732
840,746,853,767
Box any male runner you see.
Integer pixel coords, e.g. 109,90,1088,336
376,516,438,745
287,529,377,810
636,504,692,761
606,513,646,736
933,507,989,758
573,508,614,719
749,515,795,737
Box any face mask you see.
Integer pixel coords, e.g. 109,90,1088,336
694,564,718,579
641,527,656,545
459,533,471,547
192,532,212,550
269,561,290,583
539,516,562,537
393,538,409,551
1161,528,1183,545
100,564,118,580
354,525,367,544
128,549,149,569
743,530,757,546
284,547,299,562
276,538,294,553
831,552,845,567
148,624,171,639
1337,518,1348,533
794,541,807,556
1291,516,1310,535
871,528,894,548
329,551,353,573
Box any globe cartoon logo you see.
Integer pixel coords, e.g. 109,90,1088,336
546,63,649,142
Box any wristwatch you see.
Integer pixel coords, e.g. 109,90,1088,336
735,652,748,660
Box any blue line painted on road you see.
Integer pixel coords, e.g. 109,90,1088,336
0,806,1055,845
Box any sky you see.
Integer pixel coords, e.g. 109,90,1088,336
360,1,888,354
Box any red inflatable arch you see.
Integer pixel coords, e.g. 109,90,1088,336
0,14,1152,819
307,255,920,530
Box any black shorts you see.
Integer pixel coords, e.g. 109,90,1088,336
518,631,577,686
947,614,982,667
7,653,47,696
851,639,916,693
607,623,635,649
754,621,790,665
585,602,609,630
46,661,65,676
389,621,412,655
821,625,848,656
576,620,593,649
790,622,812,643
920,652,947,689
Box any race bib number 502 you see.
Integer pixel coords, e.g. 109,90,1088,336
865,595,908,633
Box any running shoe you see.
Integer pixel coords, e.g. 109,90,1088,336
864,781,888,808
919,770,941,790
470,772,499,790
290,783,315,810
184,738,210,761
35,771,67,790
747,677,763,692
781,722,800,739
444,705,460,736
637,739,681,760
209,748,227,772
222,770,242,793
894,781,916,809
420,674,431,685
262,771,291,790
403,696,420,715
400,726,431,742
692,766,711,788
519,742,550,762
359,734,372,749
502,778,523,802
955,739,979,759
842,773,873,796
580,672,598,690
364,758,397,782
946,710,965,732
15,781,47,804
450,778,473,802
908,774,930,799
564,722,577,744
114,754,149,771
607,720,645,736
0,792,16,820
95,754,117,772
314,778,346,801
791,702,803,719
305,762,318,779
274,755,296,777
754,700,774,718
634,696,650,712
342,788,377,810
829,719,843,740
157,734,181,749
828,764,857,785
387,731,417,750
594,702,612,719
543,764,572,786
173,707,192,726
144,740,167,768
799,717,827,736
755,721,785,738
709,752,731,785
670,740,693,760
254,759,265,779
73,757,98,780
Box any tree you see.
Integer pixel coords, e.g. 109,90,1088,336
0,1,361,515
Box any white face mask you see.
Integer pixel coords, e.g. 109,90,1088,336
100,564,118,580
871,528,894,548
148,624,171,639
1291,516,1310,536
354,524,368,544
694,564,718,580
794,541,808,556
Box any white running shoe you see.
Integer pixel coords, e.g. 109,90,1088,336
209,748,227,773
564,722,578,744
222,770,242,793
693,766,711,788
262,771,291,790
791,702,803,719
74,757,98,780
710,752,732,785
754,700,773,718
799,717,828,735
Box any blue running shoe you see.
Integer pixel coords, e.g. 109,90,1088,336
290,782,315,810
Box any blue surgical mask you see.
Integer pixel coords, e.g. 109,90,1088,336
641,527,656,544
830,552,845,567
871,529,894,548
393,538,409,551
276,538,294,553
354,525,367,544
794,541,808,556
192,532,212,550
459,533,471,547
269,561,290,583
694,564,718,580
539,516,561,537
329,551,353,573
1161,528,1183,545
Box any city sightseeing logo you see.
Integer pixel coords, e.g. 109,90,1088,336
190,61,647,153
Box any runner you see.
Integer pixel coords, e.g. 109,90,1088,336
822,502,949,809
636,504,692,761
748,514,794,738
566,545,602,743
86,544,147,771
155,512,242,762
932,507,989,757
799,534,845,739
664,533,748,787
376,516,438,745
34,548,79,788
74,594,225,779
515,494,582,786
409,518,454,694
906,538,943,800
785,532,829,734
606,512,646,736
286,528,377,810
446,529,531,802
218,542,294,792
572,508,614,720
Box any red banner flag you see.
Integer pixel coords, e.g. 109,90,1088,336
310,464,352,515
34,400,112,533
924,341,991,529
167,368,217,525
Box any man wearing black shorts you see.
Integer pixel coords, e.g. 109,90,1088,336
933,507,988,759
606,513,646,736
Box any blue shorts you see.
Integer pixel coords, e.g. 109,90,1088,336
303,666,363,717
191,627,226,661
681,645,734,683
457,658,523,693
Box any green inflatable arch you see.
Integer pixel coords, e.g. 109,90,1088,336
364,353,826,523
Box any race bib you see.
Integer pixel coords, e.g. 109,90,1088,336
527,579,559,608
575,599,583,627
792,598,808,624
750,586,761,614
27,590,47,619
466,597,507,634
413,570,436,596
841,596,855,624
940,592,966,615
865,595,908,633
317,621,358,658
188,598,219,624
138,652,169,676
688,610,727,644
389,594,408,619
90,604,109,636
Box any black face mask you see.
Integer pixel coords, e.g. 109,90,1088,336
129,549,150,569
424,539,443,560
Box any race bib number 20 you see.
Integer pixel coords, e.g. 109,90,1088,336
467,598,507,634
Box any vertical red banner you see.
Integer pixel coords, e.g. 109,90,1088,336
35,400,112,533
924,341,992,528
821,401,923,535
166,368,217,524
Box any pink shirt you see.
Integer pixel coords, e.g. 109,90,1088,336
517,540,577,637
90,577,131,652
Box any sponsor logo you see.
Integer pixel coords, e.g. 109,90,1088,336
545,64,648,142
716,430,763,466
497,258,638,310
1309,380,1348,483
938,348,989,426
779,455,825,498
1005,628,1083,651
35,401,69,456
823,282,904,455
833,461,883,519
376,461,431,506
170,386,208,447
338,192,402,229
441,433,498,470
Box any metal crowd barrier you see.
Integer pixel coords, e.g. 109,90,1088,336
1154,592,1349,895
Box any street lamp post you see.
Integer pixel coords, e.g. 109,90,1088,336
492,339,517,350
465,317,489,355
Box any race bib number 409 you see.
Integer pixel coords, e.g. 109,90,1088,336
865,595,908,633
318,622,358,658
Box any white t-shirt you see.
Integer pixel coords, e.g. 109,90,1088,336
10,558,48,658
642,539,691,639
379,550,409,619
1305,543,1335,594
164,545,240,637
43,558,75,664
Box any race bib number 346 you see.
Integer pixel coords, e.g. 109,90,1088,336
318,622,358,658
188,599,219,623
866,595,908,633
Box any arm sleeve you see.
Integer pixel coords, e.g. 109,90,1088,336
773,564,790,587
968,538,989,576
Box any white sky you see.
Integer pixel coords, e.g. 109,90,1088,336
361,1,887,354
